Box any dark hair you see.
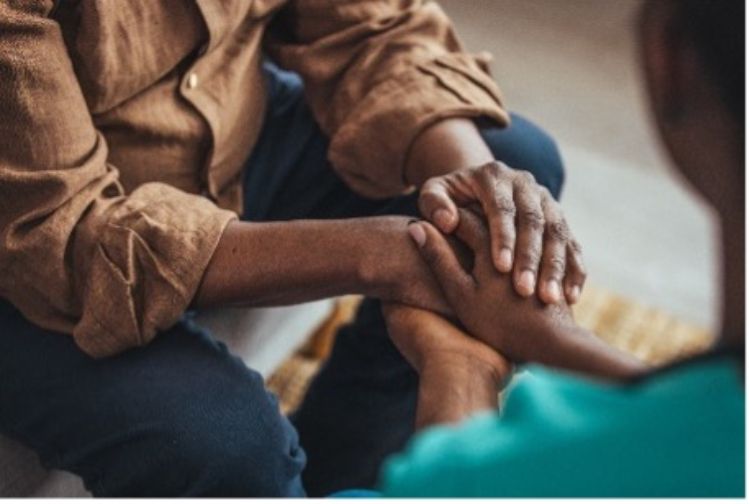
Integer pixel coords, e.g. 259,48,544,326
675,0,745,124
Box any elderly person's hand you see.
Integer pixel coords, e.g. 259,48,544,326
418,161,586,306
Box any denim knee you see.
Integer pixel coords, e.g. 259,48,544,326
94,387,305,497
164,381,306,497
88,350,307,496
175,405,305,497
480,114,565,200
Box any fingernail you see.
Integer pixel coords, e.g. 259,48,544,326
408,222,426,247
433,209,453,231
569,285,581,303
519,270,535,295
546,280,561,302
498,248,513,272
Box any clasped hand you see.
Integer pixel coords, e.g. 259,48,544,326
386,207,580,386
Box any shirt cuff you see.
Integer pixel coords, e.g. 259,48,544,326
328,52,511,199
72,183,237,357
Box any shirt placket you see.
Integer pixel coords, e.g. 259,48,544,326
180,0,225,200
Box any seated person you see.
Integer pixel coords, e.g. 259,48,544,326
0,0,585,497
380,0,744,497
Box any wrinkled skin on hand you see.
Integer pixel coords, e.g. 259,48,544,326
419,161,587,305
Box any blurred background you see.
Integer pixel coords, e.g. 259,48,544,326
439,0,719,331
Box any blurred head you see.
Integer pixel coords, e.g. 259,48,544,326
638,0,744,222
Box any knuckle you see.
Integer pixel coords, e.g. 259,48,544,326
451,170,475,193
476,162,502,184
520,209,545,230
515,170,537,186
478,161,503,179
494,194,516,217
516,250,541,268
546,257,566,277
546,220,570,242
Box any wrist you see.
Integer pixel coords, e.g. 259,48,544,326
417,355,502,428
424,351,509,386
538,319,649,380
405,118,494,187
355,216,413,299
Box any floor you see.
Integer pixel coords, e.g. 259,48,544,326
439,0,719,330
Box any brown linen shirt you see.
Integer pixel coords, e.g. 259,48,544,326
0,0,509,357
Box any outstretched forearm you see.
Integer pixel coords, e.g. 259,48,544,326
536,322,649,381
416,357,501,430
195,218,383,308
193,217,447,313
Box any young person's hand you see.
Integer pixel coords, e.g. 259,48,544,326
407,209,646,379
407,209,572,363
383,302,511,381
383,302,512,428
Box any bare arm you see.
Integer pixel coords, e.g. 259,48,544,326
416,357,501,429
194,217,450,315
383,304,511,429
405,118,494,185
535,322,647,380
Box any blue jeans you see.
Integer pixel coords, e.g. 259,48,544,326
0,63,563,497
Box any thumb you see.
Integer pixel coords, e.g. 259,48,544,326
408,221,474,307
418,178,459,233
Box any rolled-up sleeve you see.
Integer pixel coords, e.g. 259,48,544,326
266,0,510,198
0,3,236,357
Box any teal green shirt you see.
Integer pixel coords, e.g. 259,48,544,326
381,355,744,497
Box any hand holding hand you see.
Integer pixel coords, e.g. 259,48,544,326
407,209,646,379
407,208,576,364
366,216,474,316
418,161,586,305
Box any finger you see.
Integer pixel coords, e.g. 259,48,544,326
453,207,489,255
511,172,545,298
538,197,569,304
418,177,460,233
475,163,516,273
408,221,475,306
563,239,587,304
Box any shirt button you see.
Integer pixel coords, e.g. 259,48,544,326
186,72,199,90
